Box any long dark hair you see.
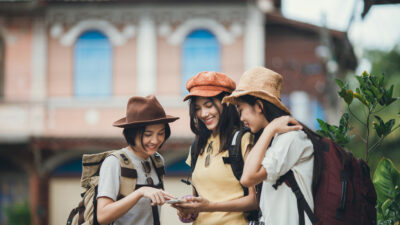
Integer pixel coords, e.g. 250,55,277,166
122,124,171,150
189,92,240,154
237,95,324,196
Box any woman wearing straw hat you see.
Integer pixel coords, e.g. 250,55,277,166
174,71,258,225
223,67,323,225
96,95,179,225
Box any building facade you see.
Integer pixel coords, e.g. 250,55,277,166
0,0,356,224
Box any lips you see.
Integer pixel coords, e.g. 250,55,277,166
204,117,215,125
146,145,158,151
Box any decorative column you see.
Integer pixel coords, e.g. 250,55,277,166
136,13,157,96
30,17,46,136
31,17,47,101
244,4,265,70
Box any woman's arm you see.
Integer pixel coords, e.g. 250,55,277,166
240,116,302,187
97,187,175,225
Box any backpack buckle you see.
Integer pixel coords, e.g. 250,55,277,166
120,154,130,165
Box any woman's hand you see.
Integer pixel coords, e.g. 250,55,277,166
266,116,302,135
174,196,211,213
138,187,176,206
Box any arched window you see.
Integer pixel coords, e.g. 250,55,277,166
182,29,220,94
0,37,4,98
74,31,112,97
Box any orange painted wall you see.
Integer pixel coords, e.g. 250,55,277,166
221,36,244,84
4,18,32,100
47,34,73,97
113,38,137,96
157,37,181,96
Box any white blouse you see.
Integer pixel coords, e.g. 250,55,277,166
260,130,314,225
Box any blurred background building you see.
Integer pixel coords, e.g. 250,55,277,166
0,0,356,224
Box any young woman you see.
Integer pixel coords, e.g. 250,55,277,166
96,95,179,225
175,71,258,225
223,67,323,225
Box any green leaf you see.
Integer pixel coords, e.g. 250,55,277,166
356,75,365,87
384,85,397,106
384,119,395,136
335,79,345,89
373,158,400,202
378,75,384,86
364,89,376,105
344,90,354,105
371,85,383,99
374,116,385,137
354,92,369,106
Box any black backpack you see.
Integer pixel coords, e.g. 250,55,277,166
189,127,262,221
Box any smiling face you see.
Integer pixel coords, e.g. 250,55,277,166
133,123,166,159
236,100,269,133
194,97,223,134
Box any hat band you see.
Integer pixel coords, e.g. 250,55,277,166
234,89,281,99
190,85,233,94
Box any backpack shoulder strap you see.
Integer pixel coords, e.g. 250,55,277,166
274,170,318,225
190,137,199,174
111,149,138,198
150,152,166,190
223,127,250,182
223,128,262,221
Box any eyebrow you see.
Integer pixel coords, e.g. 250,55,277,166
144,128,166,133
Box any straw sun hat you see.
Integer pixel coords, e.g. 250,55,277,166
222,67,291,114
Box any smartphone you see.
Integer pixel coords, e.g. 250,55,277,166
166,199,185,204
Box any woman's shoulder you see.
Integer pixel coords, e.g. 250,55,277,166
273,130,308,144
240,131,254,143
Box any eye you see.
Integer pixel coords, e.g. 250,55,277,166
144,132,152,137
205,102,213,108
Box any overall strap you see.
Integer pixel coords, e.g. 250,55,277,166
274,170,318,225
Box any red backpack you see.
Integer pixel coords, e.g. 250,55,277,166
274,138,377,225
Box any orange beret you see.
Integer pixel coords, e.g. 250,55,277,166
183,71,236,101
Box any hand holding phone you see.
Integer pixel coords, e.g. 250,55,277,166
166,199,185,204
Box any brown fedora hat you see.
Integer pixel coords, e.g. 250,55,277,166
183,71,236,101
222,66,291,114
113,95,179,128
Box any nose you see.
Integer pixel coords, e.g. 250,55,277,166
200,108,209,118
150,134,160,145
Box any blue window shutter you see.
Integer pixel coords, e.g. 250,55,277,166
74,31,112,97
313,100,326,130
182,29,220,94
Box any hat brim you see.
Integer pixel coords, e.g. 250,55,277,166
183,89,224,101
113,115,179,128
222,90,291,114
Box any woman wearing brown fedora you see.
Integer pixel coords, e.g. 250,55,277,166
174,71,258,225
96,95,179,225
223,67,323,225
